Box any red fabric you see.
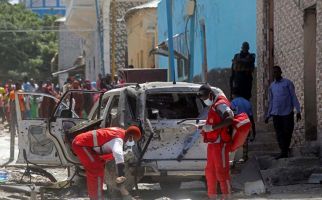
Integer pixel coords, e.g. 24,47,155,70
231,113,251,152
72,128,125,200
202,95,232,143
203,96,232,197
72,143,105,200
73,127,125,147
99,154,114,161
205,143,231,197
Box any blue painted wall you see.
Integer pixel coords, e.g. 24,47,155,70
26,0,65,16
157,0,256,80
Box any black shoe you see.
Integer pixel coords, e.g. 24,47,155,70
275,154,288,160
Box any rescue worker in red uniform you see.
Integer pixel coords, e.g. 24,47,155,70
72,126,142,200
198,84,234,200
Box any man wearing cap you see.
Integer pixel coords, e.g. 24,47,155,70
230,41,255,100
72,126,142,200
198,84,234,200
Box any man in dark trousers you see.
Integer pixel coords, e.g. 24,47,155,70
265,66,301,159
230,41,255,100
231,88,256,161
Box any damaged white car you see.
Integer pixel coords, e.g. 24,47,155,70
15,82,225,191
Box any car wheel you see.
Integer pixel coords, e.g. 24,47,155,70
159,181,181,191
26,166,57,182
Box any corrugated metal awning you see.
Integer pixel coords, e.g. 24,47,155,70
52,56,85,77
51,64,85,77
124,0,160,21
150,33,188,60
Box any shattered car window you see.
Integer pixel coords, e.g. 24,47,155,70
106,95,120,127
91,96,110,120
54,90,98,119
146,93,203,119
18,94,58,120
126,92,137,119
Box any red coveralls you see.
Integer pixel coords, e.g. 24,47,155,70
202,96,232,198
72,128,125,200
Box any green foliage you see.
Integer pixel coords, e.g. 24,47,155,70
0,2,58,80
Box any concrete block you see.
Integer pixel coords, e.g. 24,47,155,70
231,157,266,191
244,179,266,196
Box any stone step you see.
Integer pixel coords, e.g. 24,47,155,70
257,156,320,169
252,137,276,145
255,122,275,132
248,142,279,152
242,122,285,158
248,151,280,158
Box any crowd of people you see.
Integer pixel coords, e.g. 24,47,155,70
0,73,125,133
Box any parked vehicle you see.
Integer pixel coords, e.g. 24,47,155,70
15,82,225,190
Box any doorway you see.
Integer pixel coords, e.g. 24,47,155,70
304,6,317,140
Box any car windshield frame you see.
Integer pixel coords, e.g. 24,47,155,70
51,90,105,120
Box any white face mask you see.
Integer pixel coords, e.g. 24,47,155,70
126,140,135,147
203,98,213,106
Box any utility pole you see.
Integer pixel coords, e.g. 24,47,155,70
188,0,196,82
166,0,176,83
95,0,105,76
200,19,208,82
111,0,116,82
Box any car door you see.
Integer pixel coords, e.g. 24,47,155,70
15,92,63,165
15,90,102,166
48,90,103,165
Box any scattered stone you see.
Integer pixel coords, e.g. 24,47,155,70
258,156,320,186
261,167,316,186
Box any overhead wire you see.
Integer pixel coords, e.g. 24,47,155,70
0,25,96,32
0,29,95,33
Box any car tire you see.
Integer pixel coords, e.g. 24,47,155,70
26,166,57,182
159,181,181,191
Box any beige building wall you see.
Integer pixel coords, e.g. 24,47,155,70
257,0,322,147
109,0,148,71
126,9,157,68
